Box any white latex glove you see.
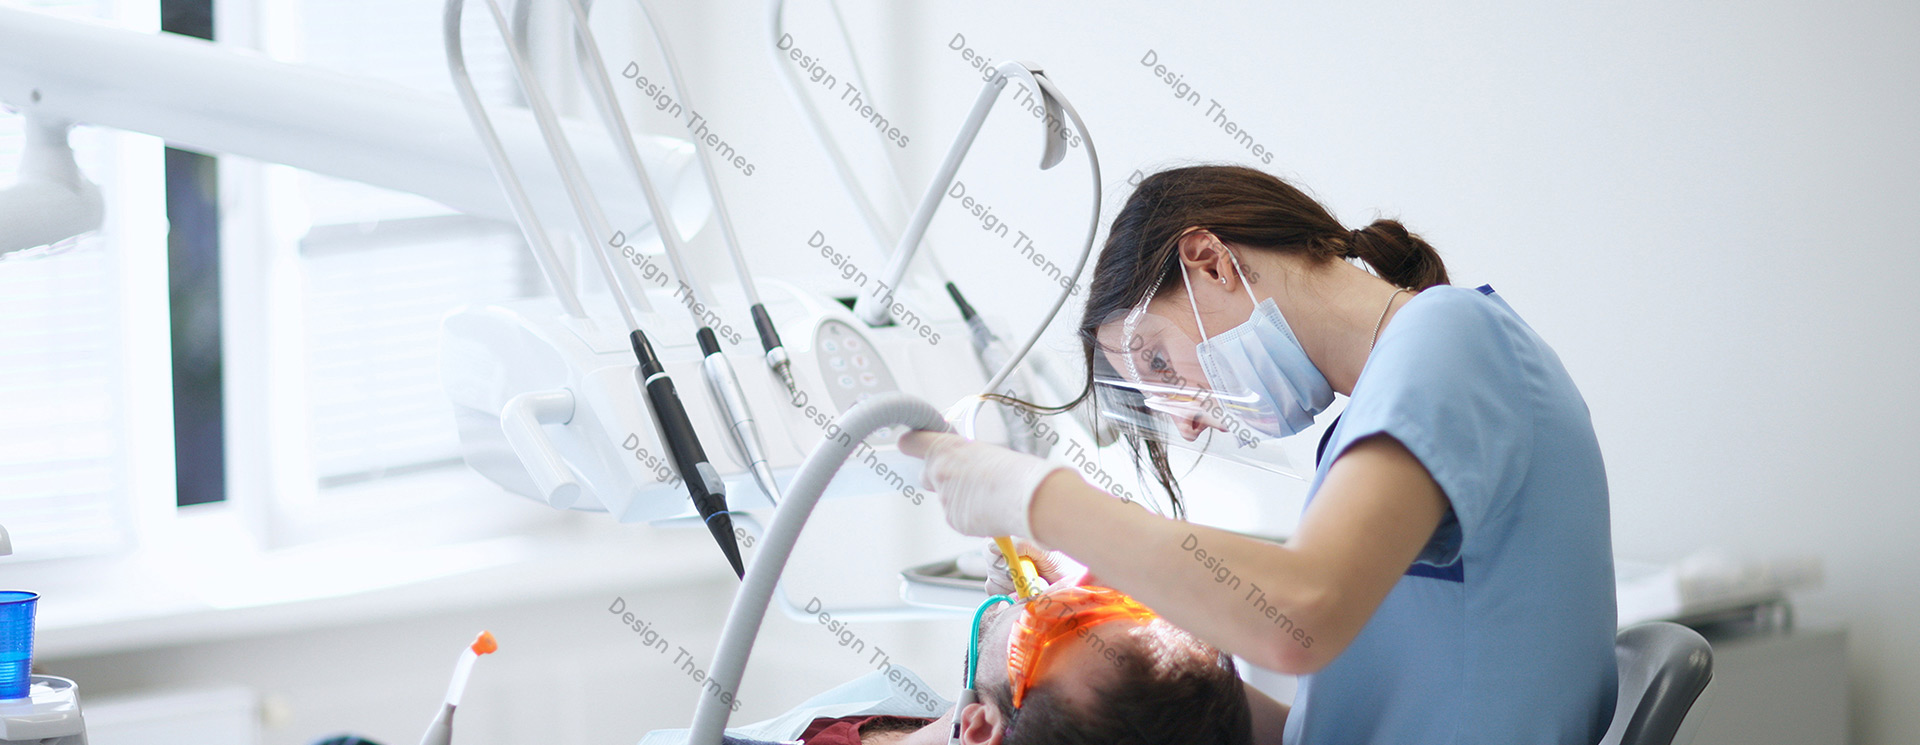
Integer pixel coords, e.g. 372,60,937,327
897,430,1069,540
980,537,1070,597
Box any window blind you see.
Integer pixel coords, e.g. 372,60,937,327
0,0,142,560
274,0,538,485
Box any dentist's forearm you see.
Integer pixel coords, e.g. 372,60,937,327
1029,472,1334,673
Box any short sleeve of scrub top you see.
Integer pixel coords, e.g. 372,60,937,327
1281,285,1618,745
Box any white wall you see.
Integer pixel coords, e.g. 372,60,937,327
35,2,1919,744
824,2,1916,743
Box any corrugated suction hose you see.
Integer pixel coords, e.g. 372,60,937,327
688,393,952,745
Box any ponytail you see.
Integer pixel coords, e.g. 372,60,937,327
1343,219,1448,290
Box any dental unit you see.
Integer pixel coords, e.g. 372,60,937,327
448,0,748,576
0,3,1106,742
565,0,790,509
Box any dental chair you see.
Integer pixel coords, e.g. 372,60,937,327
1600,622,1714,745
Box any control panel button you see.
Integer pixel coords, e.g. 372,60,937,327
814,319,901,416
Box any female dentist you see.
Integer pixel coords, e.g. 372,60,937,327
899,165,1617,745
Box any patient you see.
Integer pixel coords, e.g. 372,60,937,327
639,585,1252,745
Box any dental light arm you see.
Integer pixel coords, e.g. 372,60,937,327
687,393,953,745
0,4,693,270
0,113,103,256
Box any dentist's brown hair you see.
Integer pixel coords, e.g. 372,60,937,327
1003,164,1447,511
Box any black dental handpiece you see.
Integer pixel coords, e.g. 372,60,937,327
630,330,746,579
749,303,796,396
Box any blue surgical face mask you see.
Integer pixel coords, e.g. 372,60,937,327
1180,252,1334,439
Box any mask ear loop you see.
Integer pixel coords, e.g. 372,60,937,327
1123,226,1212,385
1120,271,1168,389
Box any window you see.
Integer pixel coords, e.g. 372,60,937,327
2,0,568,561
220,0,551,545
299,212,537,487
0,0,165,562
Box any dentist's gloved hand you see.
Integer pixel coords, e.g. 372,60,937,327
896,430,1070,540
980,537,1071,597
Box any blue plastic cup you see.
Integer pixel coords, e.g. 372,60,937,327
0,591,37,699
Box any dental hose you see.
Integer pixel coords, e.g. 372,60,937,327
687,393,952,745
949,594,1014,745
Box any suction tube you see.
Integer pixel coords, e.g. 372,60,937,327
686,393,952,745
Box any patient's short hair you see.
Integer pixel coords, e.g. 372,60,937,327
984,619,1252,745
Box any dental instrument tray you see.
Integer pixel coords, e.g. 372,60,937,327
899,557,990,610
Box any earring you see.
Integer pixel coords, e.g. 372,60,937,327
1219,277,1228,285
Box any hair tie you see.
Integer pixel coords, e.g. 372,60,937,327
1343,227,1365,259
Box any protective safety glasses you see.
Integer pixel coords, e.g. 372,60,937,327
1088,286,1304,480
1006,585,1158,708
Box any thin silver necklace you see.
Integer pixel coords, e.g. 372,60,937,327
1371,288,1412,351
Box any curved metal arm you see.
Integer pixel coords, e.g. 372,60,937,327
853,61,1055,327
565,0,715,313
443,0,587,317
446,0,648,321
766,0,897,263
566,0,787,503
847,63,1102,402
982,69,1100,396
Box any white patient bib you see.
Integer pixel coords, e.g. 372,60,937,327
637,666,952,745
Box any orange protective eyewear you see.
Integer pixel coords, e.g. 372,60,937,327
1006,585,1158,708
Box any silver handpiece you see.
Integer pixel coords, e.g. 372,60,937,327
702,351,782,504
567,0,784,504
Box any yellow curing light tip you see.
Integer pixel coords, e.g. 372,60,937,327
994,537,1042,599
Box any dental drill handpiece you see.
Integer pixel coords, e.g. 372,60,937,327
462,0,743,577
751,303,798,399
561,0,787,505
697,326,785,505
632,330,747,579
945,282,1040,455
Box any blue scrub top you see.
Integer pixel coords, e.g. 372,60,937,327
1281,285,1617,745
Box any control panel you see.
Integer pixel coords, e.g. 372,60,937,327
814,318,900,413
